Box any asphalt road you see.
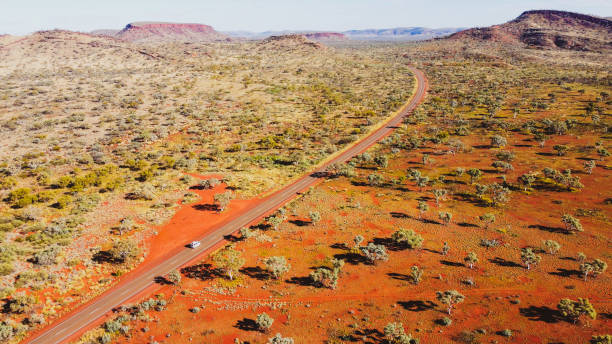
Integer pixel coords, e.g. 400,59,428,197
26,66,426,344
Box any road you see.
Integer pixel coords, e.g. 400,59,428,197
26,66,427,344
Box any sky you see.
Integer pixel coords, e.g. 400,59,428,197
1,0,610,35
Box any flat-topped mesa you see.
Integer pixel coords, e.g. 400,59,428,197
115,21,229,43
448,9,612,51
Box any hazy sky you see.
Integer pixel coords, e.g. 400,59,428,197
1,0,610,35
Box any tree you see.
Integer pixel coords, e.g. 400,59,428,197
597,147,610,161
308,211,321,225
466,168,482,184
492,161,513,173
361,243,388,264
108,239,140,263
212,244,245,280
33,245,61,266
432,189,448,206
521,248,541,270
256,312,274,332
415,176,429,191
310,267,338,289
410,266,423,285
374,154,389,169
268,216,283,230
391,229,423,249
518,172,537,191
8,292,37,313
580,259,607,281
442,242,450,256
436,290,465,315
213,191,234,212
584,160,596,174
268,333,294,344
553,144,569,156
464,252,478,269
167,270,181,285
368,173,383,186
562,214,583,233
543,240,561,254
417,201,429,219
490,135,507,148
264,256,290,279
479,213,495,229
438,212,452,225
558,298,597,324
577,252,587,262
384,322,418,344
353,235,364,248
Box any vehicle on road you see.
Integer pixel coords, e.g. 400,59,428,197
188,241,200,248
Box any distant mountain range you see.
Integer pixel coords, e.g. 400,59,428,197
223,27,464,41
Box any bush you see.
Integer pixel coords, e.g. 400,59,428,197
391,229,423,249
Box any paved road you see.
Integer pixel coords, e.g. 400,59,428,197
26,67,427,344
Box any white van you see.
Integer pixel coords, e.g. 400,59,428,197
188,241,201,248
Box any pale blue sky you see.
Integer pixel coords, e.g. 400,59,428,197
1,0,610,35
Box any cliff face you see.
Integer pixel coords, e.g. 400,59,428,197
114,22,229,43
449,10,612,51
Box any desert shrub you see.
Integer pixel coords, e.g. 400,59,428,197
33,245,61,265
558,298,597,323
391,229,423,249
361,243,388,263
256,312,274,332
264,256,290,279
268,333,294,344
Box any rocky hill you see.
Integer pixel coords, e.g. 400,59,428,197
112,22,229,43
449,10,612,51
258,34,325,51
0,30,160,75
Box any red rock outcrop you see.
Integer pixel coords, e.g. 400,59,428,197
115,22,229,43
449,10,612,51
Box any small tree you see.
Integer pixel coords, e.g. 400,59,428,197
490,135,507,148
558,298,597,324
310,268,338,289
417,201,429,219
580,259,607,281
268,333,294,344
518,172,537,191
108,239,140,263
553,144,569,156
442,242,450,256
264,256,290,279
167,269,181,285
256,312,274,332
212,244,245,280
521,248,541,270
466,168,482,184
543,240,561,254
368,173,384,186
464,252,478,269
308,211,321,225
384,322,418,344
353,235,364,248
8,292,37,314
432,189,448,206
590,334,612,344
361,243,389,264
268,216,283,230
410,266,423,285
583,160,596,174
374,154,389,169
438,212,452,225
436,290,465,315
562,214,583,233
577,252,587,262
391,229,423,249
213,191,234,212
479,213,495,229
